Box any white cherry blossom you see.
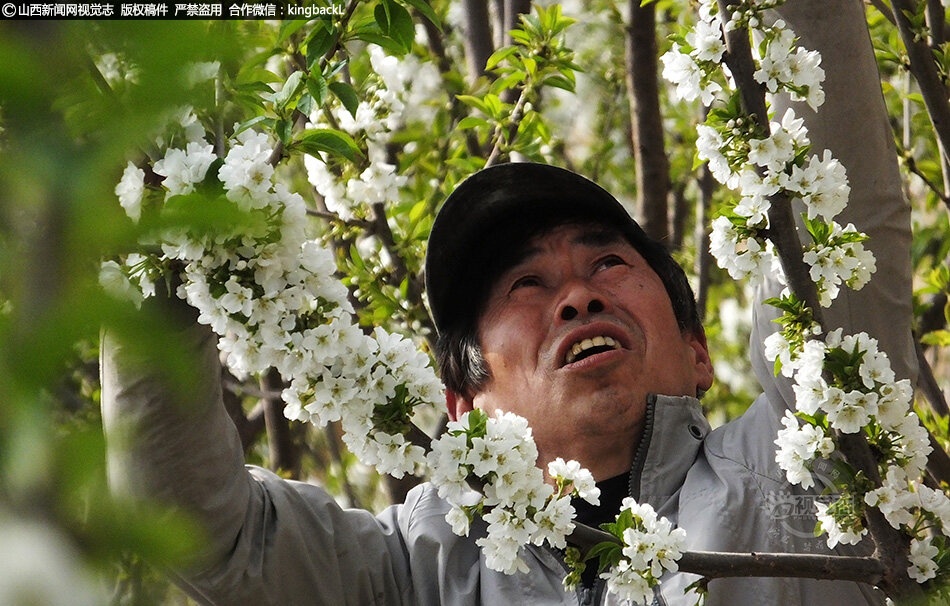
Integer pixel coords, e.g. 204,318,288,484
115,161,146,222
908,537,939,583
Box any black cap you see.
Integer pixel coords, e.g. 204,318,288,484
425,162,654,334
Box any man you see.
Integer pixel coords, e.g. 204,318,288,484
101,2,913,604
100,163,904,605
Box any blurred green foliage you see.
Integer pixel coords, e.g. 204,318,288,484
0,2,948,603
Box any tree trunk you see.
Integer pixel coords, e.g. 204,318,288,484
625,0,672,244
503,0,531,45
462,0,493,85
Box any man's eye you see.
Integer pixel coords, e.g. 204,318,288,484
510,276,542,291
595,255,626,271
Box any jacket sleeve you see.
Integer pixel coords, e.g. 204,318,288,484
750,0,917,408
100,317,413,605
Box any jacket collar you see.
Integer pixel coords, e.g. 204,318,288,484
628,394,710,515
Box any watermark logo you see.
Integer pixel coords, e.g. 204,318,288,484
760,459,864,544
285,1,343,18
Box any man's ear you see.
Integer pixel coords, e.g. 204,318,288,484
686,327,715,393
445,389,475,422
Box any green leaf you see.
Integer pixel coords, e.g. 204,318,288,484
489,71,525,95
155,194,268,237
485,46,518,71
457,116,489,130
585,541,621,566
374,1,392,31
329,81,360,117
509,29,531,45
274,70,305,111
387,2,416,54
294,128,363,162
921,329,950,347
352,31,408,55
297,93,314,116
374,0,414,54
408,199,429,223
278,19,309,44
275,117,293,145
542,74,576,92
305,22,336,67
233,115,273,137
457,94,490,115
521,56,537,77
401,0,442,32
482,93,504,118
307,73,329,107
465,408,488,436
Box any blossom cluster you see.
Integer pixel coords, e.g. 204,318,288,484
664,1,871,306
866,466,950,583
106,123,442,479
305,46,440,221
598,499,687,604
768,325,949,577
699,105,868,304
661,2,823,110
659,1,725,106
103,47,612,589
427,409,600,575
666,0,949,587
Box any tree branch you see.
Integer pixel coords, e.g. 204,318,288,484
262,367,301,478
695,161,715,321
900,150,950,206
370,201,425,312
926,0,946,46
891,0,950,169
916,338,950,416
716,1,825,321
867,0,897,26
714,2,930,600
679,550,885,585
569,521,885,585
484,83,532,167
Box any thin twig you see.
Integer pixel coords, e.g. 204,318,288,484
901,151,950,206
485,84,531,167
679,551,885,585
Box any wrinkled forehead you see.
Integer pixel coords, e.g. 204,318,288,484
499,223,631,275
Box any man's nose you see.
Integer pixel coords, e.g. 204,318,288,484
558,280,606,321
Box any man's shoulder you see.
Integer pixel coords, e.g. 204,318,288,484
701,392,788,482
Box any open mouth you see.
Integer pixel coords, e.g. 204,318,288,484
564,335,621,364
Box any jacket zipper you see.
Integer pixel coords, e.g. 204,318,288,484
554,396,660,606
628,395,669,606
627,394,657,501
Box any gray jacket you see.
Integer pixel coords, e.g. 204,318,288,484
101,319,887,605
100,1,915,604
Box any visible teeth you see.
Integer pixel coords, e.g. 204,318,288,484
566,336,619,364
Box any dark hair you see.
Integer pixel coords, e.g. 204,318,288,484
435,215,702,397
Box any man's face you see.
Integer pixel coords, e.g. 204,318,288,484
450,223,713,478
